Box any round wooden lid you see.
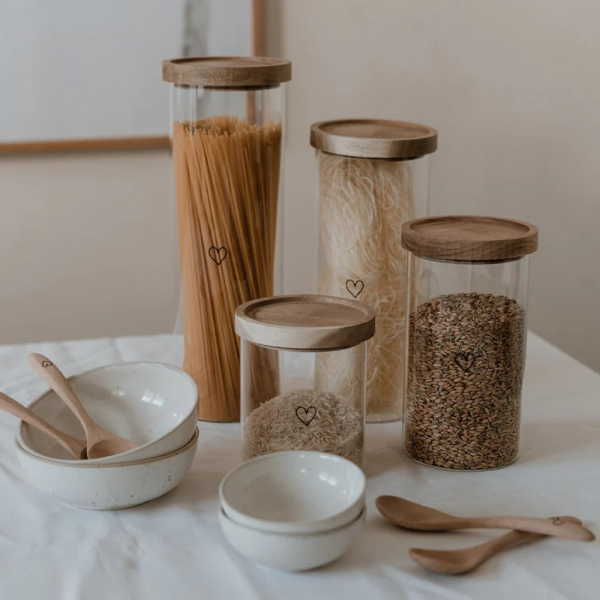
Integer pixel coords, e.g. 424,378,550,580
162,56,291,88
235,295,375,351
401,216,539,263
310,119,437,159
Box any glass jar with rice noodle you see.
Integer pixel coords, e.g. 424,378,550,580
401,216,539,470
235,295,375,467
310,119,437,422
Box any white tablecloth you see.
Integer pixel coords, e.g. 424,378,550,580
0,333,598,599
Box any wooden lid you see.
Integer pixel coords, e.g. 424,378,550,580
401,216,539,263
235,295,375,351
162,56,291,88
310,119,437,159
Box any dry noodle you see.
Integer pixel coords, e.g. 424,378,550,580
173,116,281,421
316,153,414,421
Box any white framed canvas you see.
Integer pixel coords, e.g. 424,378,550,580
0,0,251,151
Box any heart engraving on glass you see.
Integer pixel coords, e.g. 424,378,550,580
345,279,364,298
455,352,475,372
208,246,228,265
295,406,317,426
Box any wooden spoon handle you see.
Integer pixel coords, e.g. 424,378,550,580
0,391,86,459
459,516,594,541
469,516,584,565
411,516,583,575
476,529,538,561
27,353,93,433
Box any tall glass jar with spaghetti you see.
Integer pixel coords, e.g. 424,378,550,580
163,57,291,421
310,120,437,422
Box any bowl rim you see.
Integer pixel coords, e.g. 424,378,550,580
15,426,199,468
17,361,198,465
219,450,366,534
218,503,366,537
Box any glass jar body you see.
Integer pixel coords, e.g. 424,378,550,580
170,84,285,422
316,150,431,422
240,339,367,466
403,255,530,470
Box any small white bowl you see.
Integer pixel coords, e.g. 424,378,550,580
219,504,365,571
16,427,199,510
18,362,198,465
220,451,366,534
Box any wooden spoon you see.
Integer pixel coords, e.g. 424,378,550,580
0,391,87,459
376,496,595,542
27,353,136,459
410,516,583,574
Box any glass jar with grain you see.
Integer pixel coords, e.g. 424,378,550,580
401,216,538,470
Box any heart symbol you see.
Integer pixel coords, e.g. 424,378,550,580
295,406,317,426
208,246,228,266
41,361,52,368
455,352,475,372
346,279,364,298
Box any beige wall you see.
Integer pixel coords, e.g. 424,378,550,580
1,0,599,374
267,0,600,373
0,150,179,343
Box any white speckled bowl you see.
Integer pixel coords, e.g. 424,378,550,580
16,427,198,510
220,451,366,534
219,504,365,571
17,362,198,465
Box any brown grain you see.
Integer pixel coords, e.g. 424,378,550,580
404,292,526,470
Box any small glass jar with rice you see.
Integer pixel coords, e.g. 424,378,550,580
235,295,375,467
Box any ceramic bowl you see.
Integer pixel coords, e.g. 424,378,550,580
219,451,366,534
18,362,198,465
16,427,198,510
219,504,365,571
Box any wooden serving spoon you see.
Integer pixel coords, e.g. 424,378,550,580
376,496,595,542
0,391,87,459
27,353,136,459
410,516,583,574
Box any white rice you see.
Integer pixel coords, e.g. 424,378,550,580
243,389,363,466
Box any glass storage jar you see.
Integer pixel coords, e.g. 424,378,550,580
235,295,375,467
310,119,437,423
163,57,291,422
401,216,539,470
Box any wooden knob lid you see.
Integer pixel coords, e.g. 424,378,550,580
310,119,437,159
162,56,291,88
235,295,375,351
401,216,539,263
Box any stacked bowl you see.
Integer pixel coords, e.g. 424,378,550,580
219,451,367,571
15,362,199,510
